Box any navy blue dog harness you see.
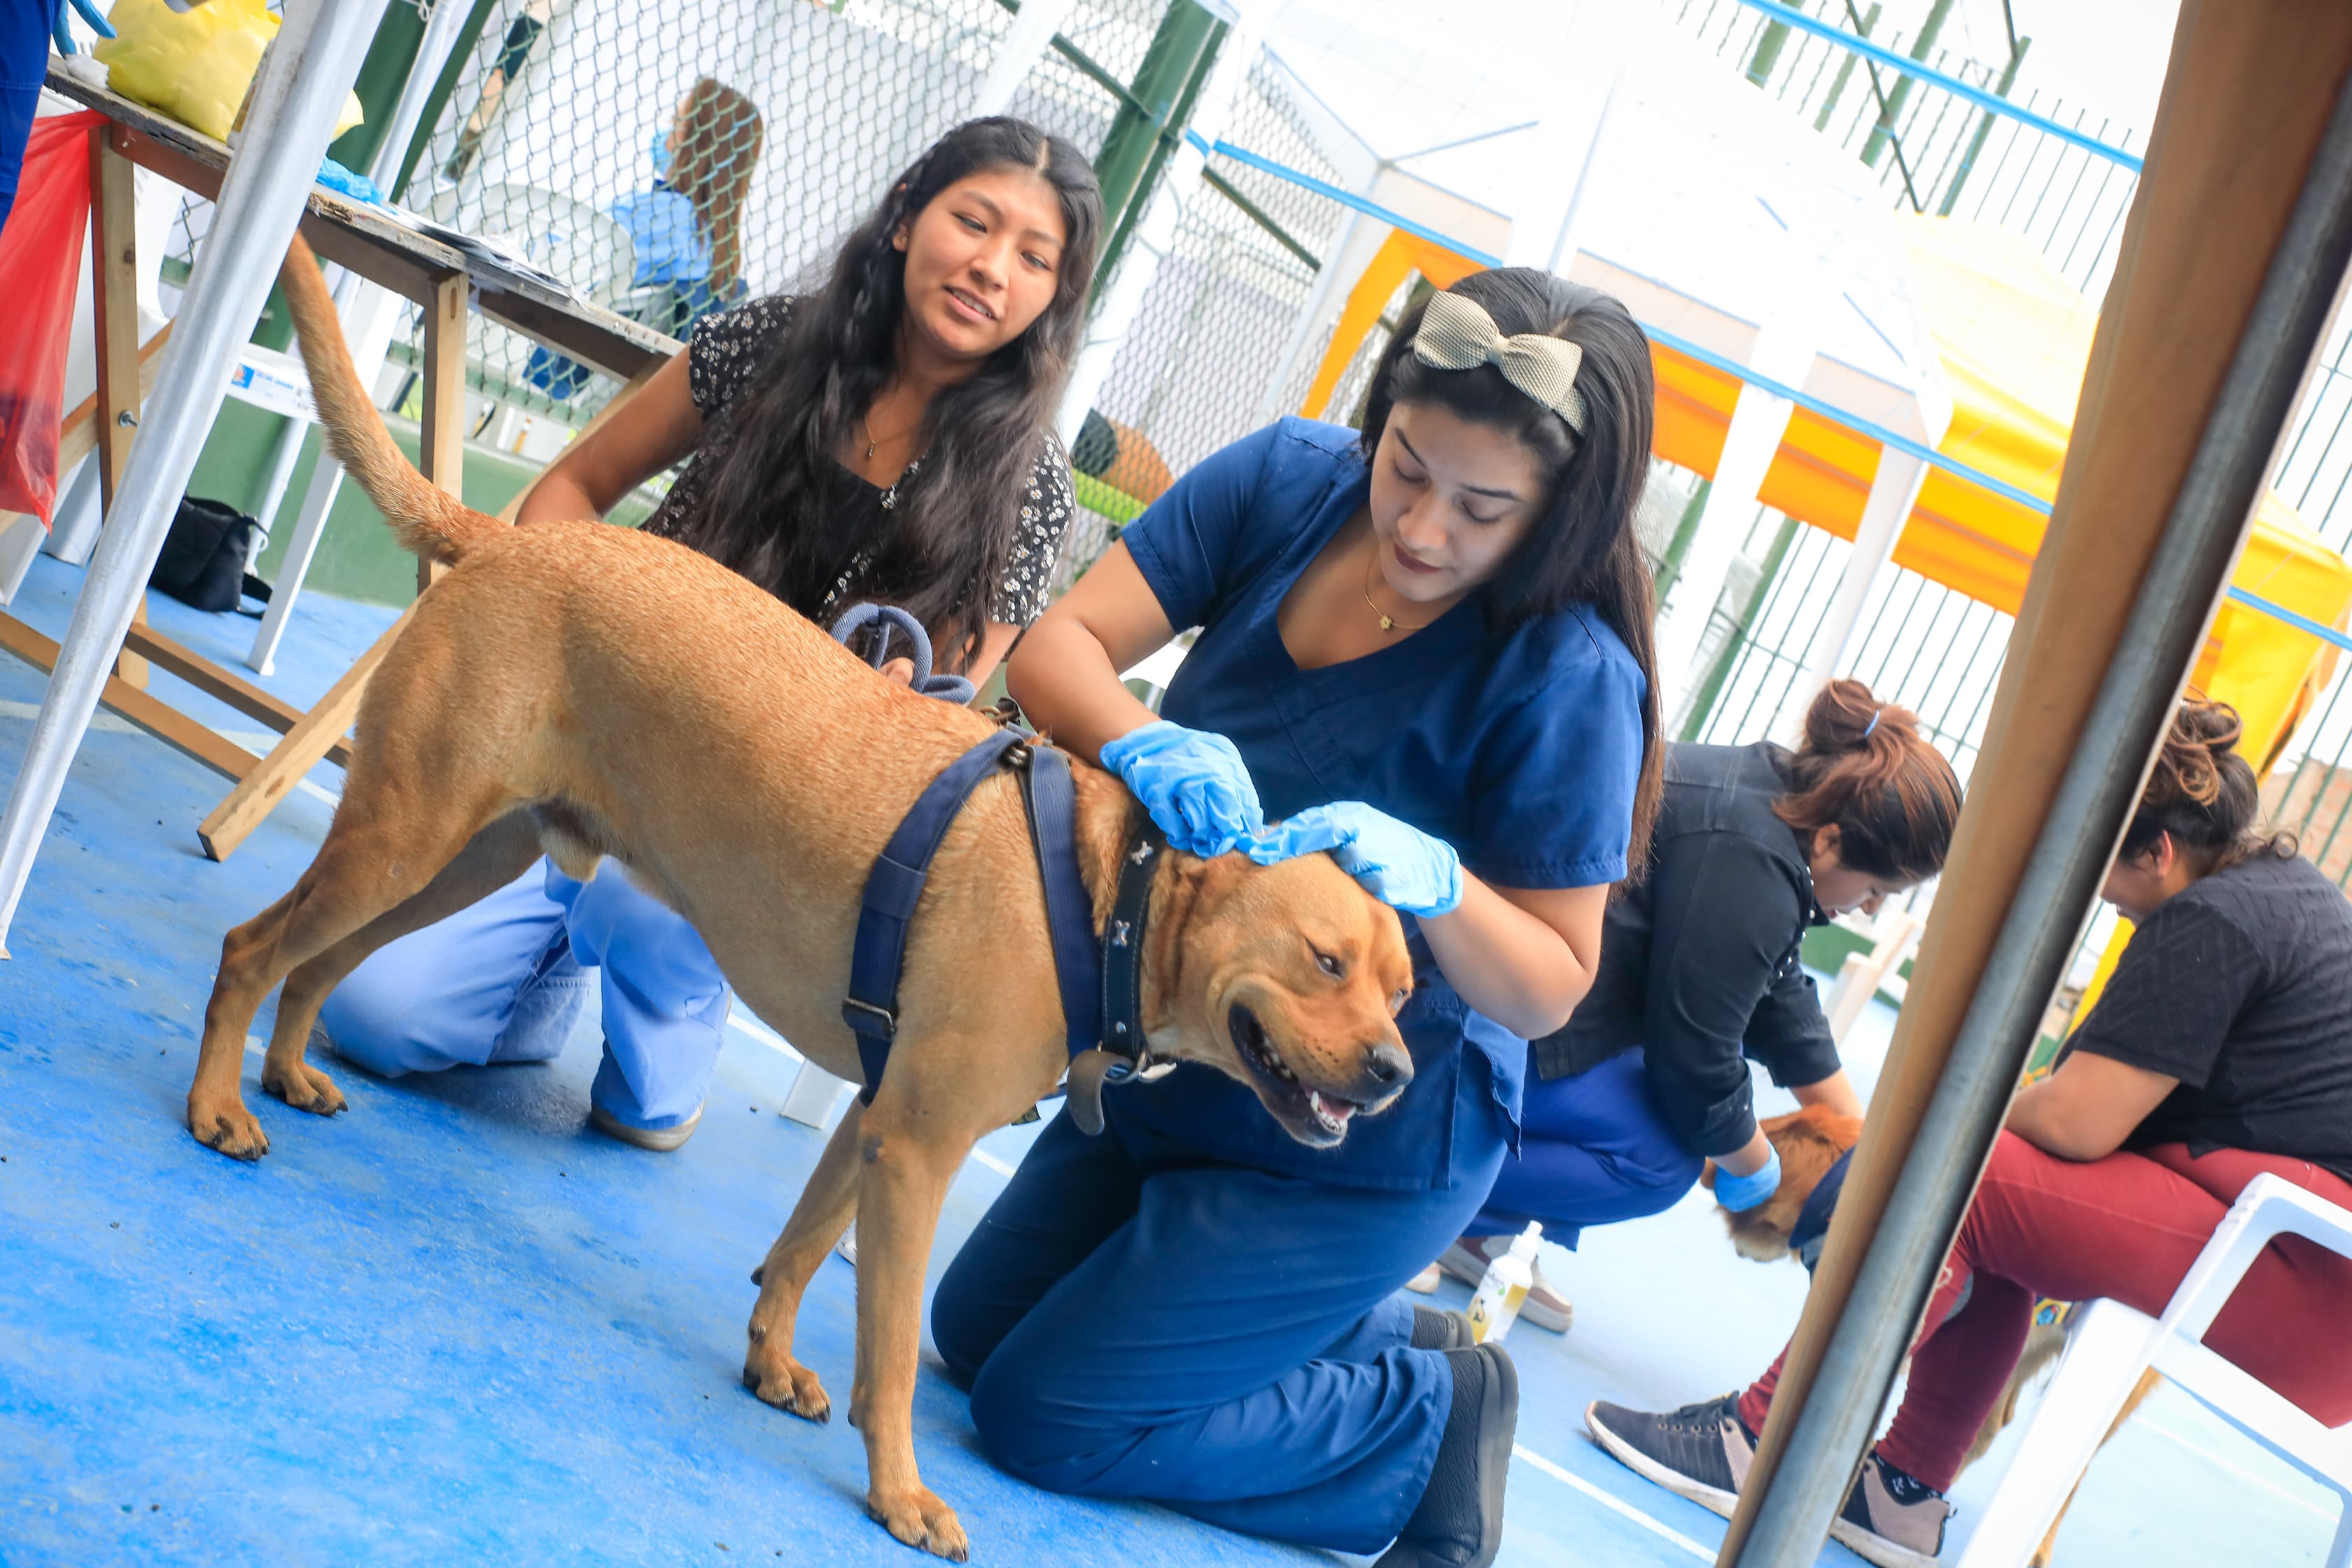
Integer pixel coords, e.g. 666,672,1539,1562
828,604,1162,1134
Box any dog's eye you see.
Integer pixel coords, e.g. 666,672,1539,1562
1315,950,1344,979
1389,988,1408,1016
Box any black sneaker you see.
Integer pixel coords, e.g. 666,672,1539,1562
1830,1454,1952,1567
1583,1394,1756,1518
1410,1305,1475,1351
1376,1343,1519,1567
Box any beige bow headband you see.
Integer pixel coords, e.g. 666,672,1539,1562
1411,290,1588,435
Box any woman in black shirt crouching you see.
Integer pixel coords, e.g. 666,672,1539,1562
1589,698,2352,1568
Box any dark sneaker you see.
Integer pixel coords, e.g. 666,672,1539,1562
1436,1236,1572,1331
1830,1454,1952,1567
1584,1394,1756,1518
1411,1305,1474,1350
1376,1343,1519,1567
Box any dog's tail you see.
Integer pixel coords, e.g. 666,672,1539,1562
277,234,503,567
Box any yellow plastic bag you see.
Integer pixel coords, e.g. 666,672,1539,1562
94,0,363,146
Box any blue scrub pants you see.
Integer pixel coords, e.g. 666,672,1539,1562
1,0,46,239
1466,1048,1706,1245
932,1097,1509,1553
316,856,728,1130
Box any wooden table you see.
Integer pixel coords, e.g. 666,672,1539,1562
6,70,677,861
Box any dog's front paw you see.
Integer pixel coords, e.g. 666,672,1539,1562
867,1485,967,1562
188,1094,270,1161
743,1343,831,1424
261,1056,347,1117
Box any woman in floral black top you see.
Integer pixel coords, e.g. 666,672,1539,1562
314,118,1102,1151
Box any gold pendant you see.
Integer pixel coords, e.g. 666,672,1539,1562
1378,614,1395,631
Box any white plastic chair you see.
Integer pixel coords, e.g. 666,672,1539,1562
1957,1172,2352,1567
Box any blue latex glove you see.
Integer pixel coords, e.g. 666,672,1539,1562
1098,720,1266,858
52,0,115,55
1244,802,1465,918
316,157,384,204
1714,1142,1783,1214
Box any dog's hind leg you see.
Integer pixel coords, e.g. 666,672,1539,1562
848,1092,980,1562
188,792,518,1161
743,1097,864,1424
262,811,545,1115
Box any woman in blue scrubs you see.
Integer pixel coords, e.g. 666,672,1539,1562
932,272,1662,1567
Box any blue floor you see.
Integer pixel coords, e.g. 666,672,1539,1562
1,553,2339,1566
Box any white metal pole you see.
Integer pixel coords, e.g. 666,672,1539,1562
967,0,1077,121
1251,202,1363,425
1652,335,1809,722
1056,2,1268,447
0,0,392,955
1770,448,1931,743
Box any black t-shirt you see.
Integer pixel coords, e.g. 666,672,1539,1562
1533,741,1842,1157
641,295,1075,626
2066,849,2352,1182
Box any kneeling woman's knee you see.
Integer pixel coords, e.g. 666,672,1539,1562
965,1353,1119,1493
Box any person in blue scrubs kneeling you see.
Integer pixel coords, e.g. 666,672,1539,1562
311,118,1098,1150
933,273,1665,1567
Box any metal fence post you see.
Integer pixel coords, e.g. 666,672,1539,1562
1858,0,1953,170
1093,0,1227,283
1935,36,2032,216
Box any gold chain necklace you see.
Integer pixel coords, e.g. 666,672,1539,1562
1361,539,1432,633
862,408,922,461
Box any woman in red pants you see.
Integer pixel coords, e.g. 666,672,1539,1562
1586,698,2352,1568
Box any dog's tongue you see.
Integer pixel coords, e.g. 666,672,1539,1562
1309,1090,1355,1126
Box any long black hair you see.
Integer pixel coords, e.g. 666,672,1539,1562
1358,269,1667,869
678,118,1102,669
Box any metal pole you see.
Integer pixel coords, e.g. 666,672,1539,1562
967,0,1077,120
1091,0,1228,284
0,0,393,955
1732,59,2352,1568
1056,0,1265,446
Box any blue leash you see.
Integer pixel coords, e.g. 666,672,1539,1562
827,601,976,706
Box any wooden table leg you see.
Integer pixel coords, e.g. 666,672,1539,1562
417,270,466,590
197,601,417,861
0,612,251,783
89,127,146,688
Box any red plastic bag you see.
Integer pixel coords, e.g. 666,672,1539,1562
0,111,104,528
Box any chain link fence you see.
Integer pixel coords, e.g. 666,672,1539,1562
161,0,1173,434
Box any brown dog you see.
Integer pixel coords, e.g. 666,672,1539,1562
1711,1106,2157,1565
1703,1104,1864,1264
183,236,1418,1560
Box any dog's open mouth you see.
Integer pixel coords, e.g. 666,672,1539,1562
1228,1002,1366,1145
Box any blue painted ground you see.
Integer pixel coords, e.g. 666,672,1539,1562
1,552,2337,1565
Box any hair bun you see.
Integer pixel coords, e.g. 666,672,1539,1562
2149,699,2245,808
1803,678,1913,755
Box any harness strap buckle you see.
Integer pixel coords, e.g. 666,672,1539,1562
841,997,897,1039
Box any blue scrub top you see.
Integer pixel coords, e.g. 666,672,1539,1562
1112,417,1646,1191
608,185,712,287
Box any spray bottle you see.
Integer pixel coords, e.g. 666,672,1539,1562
1465,1222,1542,1345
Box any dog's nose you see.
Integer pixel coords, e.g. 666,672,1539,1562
1361,1040,1412,1091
